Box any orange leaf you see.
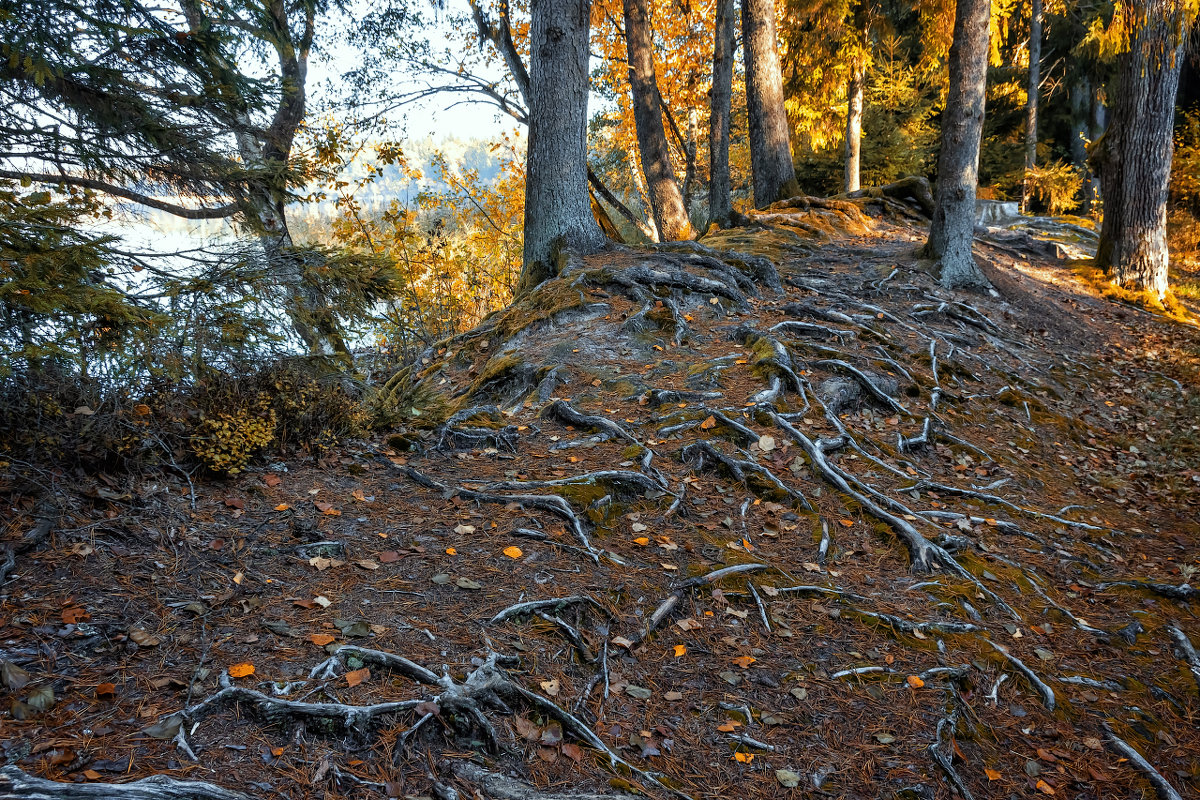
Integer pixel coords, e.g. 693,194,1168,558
673,644,687,657
732,656,756,669
633,537,650,546
61,606,90,625
345,668,370,687
1035,779,1055,795
274,503,290,511
700,415,717,430
445,547,457,555
309,634,335,647
263,474,281,488
906,675,925,689
95,683,116,699
984,768,1002,781
717,720,740,732
503,546,523,559
82,769,102,781
733,752,754,763
838,519,855,527
229,663,255,678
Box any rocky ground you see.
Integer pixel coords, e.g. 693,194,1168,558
2,194,1199,800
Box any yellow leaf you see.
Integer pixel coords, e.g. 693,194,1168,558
733,752,754,763
503,546,523,559
673,644,687,657
446,547,457,555
633,537,650,546
229,663,255,678
906,675,925,689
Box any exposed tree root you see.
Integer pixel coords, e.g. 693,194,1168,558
544,400,640,445
479,470,666,497
681,440,812,510
1165,625,1200,695
635,564,768,643
986,640,1056,711
929,711,975,800
1101,723,1184,800
436,406,520,451
0,514,54,590
0,767,250,800
812,359,910,415
771,585,979,637
488,596,613,626
447,760,638,800
1096,580,1197,600
902,480,1110,533
394,464,599,562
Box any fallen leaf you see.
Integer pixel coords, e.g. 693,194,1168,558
431,573,451,585
309,634,335,647
224,497,244,509
345,668,370,687
838,519,855,527
1035,779,1055,795
758,435,776,452
313,595,332,608
733,752,754,763
676,618,702,631
732,656,756,669
775,769,801,787
454,524,475,534
503,546,523,559
513,716,541,741
700,416,717,430
229,663,255,679
539,679,560,696
274,503,290,511
129,629,160,647
444,547,457,555
625,685,652,699
673,644,687,657
717,720,741,732
562,742,583,762
1083,737,1103,751
61,606,89,625
664,691,683,701
355,559,380,570
379,550,400,562
874,732,895,744
612,635,635,649
95,683,116,699
456,577,482,590
82,769,103,781
984,768,1002,781
906,675,925,689
263,474,281,488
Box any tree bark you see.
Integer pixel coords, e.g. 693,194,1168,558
1069,75,1095,210
622,0,693,241
844,60,865,193
1021,0,1042,213
1091,0,1186,301
925,0,991,290
742,0,801,207
519,0,606,296
708,0,736,228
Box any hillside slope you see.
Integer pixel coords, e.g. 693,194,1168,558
2,197,1199,800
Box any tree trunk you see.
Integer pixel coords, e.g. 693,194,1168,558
925,0,991,290
844,60,865,193
622,0,693,241
1091,0,1185,301
742,0,801,208
1069,75,1094,210
519,0,606,296
1021,0,1042,213
708,0,736,228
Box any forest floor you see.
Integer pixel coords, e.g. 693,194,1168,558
2,198,1200,800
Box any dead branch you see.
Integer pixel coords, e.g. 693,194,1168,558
0,767,250,800
636,564,769,643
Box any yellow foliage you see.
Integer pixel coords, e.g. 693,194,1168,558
192,396,277,475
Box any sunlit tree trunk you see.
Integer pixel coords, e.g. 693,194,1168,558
844,60,864,193
742,0,800,207
1091,0,1186,302
926,0,991,290
708,0,736,227
622,0,693,241
1021,0,1041,213
519,0,606,296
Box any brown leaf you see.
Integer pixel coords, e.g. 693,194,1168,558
513,715,541,741
309,634,335,647
345,668,370,688
378,550,400,563
263,474,281,488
